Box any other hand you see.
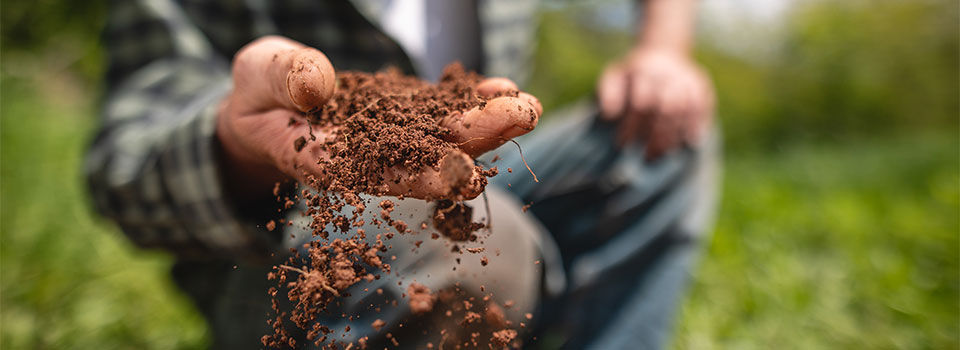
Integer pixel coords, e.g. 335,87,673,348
597,47,714,160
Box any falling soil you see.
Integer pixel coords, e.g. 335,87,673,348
407,282,436,315
262,64,519,349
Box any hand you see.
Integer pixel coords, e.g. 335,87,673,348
216,36,542,201
597,47,714,160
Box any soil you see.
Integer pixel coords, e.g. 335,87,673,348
302,63,489,199
491,329,518,347
433,200,484,241
262,63,520,349
407,282,436,315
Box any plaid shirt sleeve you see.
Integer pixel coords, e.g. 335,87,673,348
85,0,278,261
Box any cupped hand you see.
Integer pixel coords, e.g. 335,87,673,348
597,47,714,160
216,36,541,201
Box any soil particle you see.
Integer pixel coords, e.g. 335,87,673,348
462,311,482,325
407,282,436,314
433,200,484,241
484,303,508,329
371,319,386,332
491,329,517,347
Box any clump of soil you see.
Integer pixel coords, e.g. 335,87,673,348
407,282,436,314
263,64,517,349
492,329,518,347
303,63,490,199
433,200,484,241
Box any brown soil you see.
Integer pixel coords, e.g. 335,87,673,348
491,329,518,347
407,282,436,314
262,64,520,349
432,200,485,241
303,63,488,199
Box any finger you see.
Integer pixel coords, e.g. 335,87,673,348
441,96,542,157
657,81,689,120
617,107,646,147
519,92,544,117
628,72,657,117
619,73,657,145
476,78,519,98
232,36,336,114
476,77,541,116
380,150,485,200
645,86,687,160
597,64,628,120
270,126,482,200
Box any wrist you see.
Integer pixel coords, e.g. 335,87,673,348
628,45,692,63
634,0,696,56
633,42,690,56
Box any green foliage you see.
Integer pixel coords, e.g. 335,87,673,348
0,76,209,349
702,0,959,149
674,133,959,349
527,9,632,113
1,0,106,81
532,0,959,151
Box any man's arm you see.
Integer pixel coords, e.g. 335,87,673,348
636,0,696,53
597,0,714,160
86,0,277,260
87,1,543,261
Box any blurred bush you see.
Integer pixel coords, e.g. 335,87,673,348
530,0,958,150
1,0,105,82
709,0,958,149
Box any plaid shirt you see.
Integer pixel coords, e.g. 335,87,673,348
86,0,539,261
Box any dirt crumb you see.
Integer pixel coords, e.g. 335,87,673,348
407,282,436,314
484,303,508,329
491,329,518,347
433,200,484,241
371,319,386,332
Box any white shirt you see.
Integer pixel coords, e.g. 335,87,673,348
379,0,483,82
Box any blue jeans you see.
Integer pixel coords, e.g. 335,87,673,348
484,101,719,349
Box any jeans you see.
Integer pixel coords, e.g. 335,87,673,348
484,102,719,349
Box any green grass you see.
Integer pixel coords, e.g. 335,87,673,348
2,72,956,349
674,132,959,349
1,75,209,349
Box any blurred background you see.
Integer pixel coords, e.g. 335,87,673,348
1,0,956,348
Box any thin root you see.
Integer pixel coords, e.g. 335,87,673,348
507,139,539,182
279,265,307,274
454,137,538,182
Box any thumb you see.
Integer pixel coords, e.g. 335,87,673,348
231,36,337,114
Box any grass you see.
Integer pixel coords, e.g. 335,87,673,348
675,131,959,349
2,72,956,349
1,75,209,349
